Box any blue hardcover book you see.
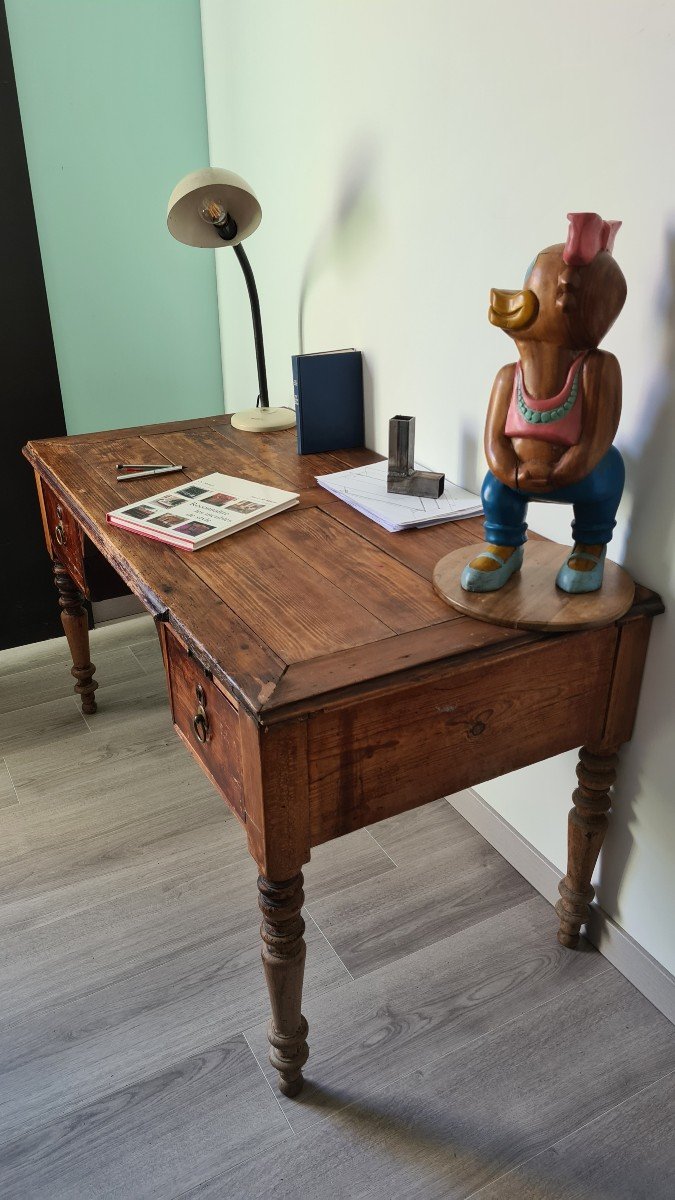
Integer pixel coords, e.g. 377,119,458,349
292,349,364,455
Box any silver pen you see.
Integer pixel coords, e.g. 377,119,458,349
117,464,184,482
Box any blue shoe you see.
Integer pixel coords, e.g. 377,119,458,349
556,544,607,594
461,545,524,592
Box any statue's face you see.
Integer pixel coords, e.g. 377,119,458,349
489,244,626,351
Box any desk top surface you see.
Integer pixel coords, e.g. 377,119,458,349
24,416,656,720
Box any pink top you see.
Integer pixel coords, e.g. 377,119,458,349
504,354,586,448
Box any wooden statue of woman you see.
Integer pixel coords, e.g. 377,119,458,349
461,212,627,594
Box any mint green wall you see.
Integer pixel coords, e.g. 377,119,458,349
6,0,223,434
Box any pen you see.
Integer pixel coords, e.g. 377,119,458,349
116,462,175,470
117,465,184,482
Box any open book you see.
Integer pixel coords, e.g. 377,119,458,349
107,472,299,550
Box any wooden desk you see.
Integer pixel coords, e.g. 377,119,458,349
24,416,663,1098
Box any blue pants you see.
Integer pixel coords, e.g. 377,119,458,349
482,446,625,548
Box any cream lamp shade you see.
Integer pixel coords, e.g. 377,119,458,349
167,168,261,248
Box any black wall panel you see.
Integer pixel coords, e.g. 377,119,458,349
1,2,68,648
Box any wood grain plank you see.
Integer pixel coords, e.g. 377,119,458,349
182,523,394,663
48,668,170,736
264,507,452,633
216,421,381,490
474,1069,675,1200
244,894,609,1132
128,639,166,677
192,971,675,1199
306,628,616,843
2,846,251,1022
0,814,242,942
262,619,539,717
138,426,322,507
0,695,89,759
0,762,18,811
318,499,488,578
0,646,145,715
302,827,395,905
318,499,548,579
3,677,173,806
0,886,347,1145
306,824,534,977
366,797,479,867
0,1037,291,1200
1,621,155,679
0,730,224,912
26,413,232,446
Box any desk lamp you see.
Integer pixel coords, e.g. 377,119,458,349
167,168,295,433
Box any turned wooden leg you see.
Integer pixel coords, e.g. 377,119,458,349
53,560,98,715
258,872,309,1097
556,745,618,948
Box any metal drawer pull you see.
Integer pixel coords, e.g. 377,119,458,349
193,706,209,743
54,522,67,546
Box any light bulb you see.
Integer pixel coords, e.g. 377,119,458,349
198,195,229,226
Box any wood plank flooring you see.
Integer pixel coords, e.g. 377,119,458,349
1,614,673,1199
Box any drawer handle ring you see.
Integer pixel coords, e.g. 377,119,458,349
193,708,209,744
54,522,67,547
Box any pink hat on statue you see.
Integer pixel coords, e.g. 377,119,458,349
563,212,622,266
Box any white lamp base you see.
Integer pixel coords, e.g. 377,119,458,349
230,406,296,433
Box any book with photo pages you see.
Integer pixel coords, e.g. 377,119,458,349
106,472,299,550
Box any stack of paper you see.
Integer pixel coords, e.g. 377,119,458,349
316,459,482,533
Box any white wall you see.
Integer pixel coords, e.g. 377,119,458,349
201,0,675,974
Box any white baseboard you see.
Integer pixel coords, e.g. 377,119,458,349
450,788,675,1026
91,594,146,624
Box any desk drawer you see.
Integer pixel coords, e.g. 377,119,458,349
307,626,617,843
161,625,245,822
40,479,88,595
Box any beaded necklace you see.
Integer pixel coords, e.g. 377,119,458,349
516,359,582,425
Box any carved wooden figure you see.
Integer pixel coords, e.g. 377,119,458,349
462,213,627,595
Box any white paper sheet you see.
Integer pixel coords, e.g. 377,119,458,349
316,459,482,532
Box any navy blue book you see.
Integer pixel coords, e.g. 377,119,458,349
292,349,364,455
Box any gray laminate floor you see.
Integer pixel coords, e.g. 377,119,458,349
1,615,673,1199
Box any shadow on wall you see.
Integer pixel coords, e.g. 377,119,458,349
457,419,481,494
297,138,381,355
596,229,675,921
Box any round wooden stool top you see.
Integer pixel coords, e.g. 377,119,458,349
432,540,635,632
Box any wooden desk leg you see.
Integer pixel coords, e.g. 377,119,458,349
258,872,309,1097
53,560,98,715
556,745,618,948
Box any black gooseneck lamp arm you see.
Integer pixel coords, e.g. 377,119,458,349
215,215,269,410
